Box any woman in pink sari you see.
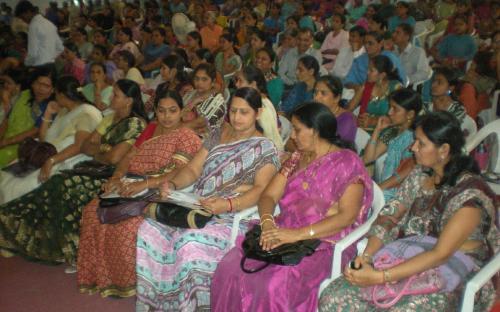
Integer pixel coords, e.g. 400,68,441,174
211,102,374,311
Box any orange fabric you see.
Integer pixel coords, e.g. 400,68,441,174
200,25,223,52
460,82,479,120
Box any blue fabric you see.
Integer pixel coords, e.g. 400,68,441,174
280,82,313,114
344,51,408,86
437,34,477,61
388,16,416,33
33,100,50,128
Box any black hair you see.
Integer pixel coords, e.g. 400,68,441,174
292,102,354,151
298,55,320,79
75,27,87,37
119,27,133,41
193,63,216,81
93,28,106,37
366,30,384,42
194,48,214,63
370,14,387,31
415,111,479,187
117,50,135,68
286,15,300,26
350,25,367,37
332,13,346,25
64,41,80,57
92,44,108,56
153,87,183,110
55,75,85,102
4,68,28,90
221,32,236,45
473,51,495,78
162,54,189,85
390,88,422,127
396,1,410,10
371,55,402,83
115,79,149,121
231,87,262,114
187,31,202,46
90,62,107,74
29,64,57,93
397,23,414,38
298,27,314,38
173,47,189,66
315,75,343,97
152,27,166,37
251,27,268,45
15,0,35,17
256,46,276,63
240,65,267,95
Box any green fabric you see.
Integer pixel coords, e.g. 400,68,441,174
0,90,35,168
81,84,113,108
267,78,284,109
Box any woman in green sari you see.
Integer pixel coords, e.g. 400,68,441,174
0,65,56,168
0,79,147,267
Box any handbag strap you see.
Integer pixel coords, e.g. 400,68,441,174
372,275,415,309
240,255,271,274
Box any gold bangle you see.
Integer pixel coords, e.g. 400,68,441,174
309,224,315,237
260,213,274,220
383,269,392,283
100,144,112,153
260,218,276,227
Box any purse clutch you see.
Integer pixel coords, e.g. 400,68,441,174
153,202,213,229
97,189,158,224
240,225,321,273
61,160,115,178
2,137,57,177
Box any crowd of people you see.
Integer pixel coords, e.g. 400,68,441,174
0,0,498,311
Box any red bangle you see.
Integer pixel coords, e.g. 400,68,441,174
227,198,233,213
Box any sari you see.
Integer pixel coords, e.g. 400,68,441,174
0,115,145,264
0,90,49,168
77,125,201,298
211,150,373,312
0,104,102,204
182,91,226,133
319,166,499,311
135,130,280,312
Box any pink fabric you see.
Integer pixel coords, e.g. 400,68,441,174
320,29,349,70
211,149,373,312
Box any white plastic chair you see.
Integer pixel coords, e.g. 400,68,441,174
355,128,370,154
412,69,433,92
229,204,281,248
278,115,292,144
477,89,500,126
461,114,478,139
413,19,435,47
466,119,500,172
374,153,388,183
318,182,385,295
460,252,500,312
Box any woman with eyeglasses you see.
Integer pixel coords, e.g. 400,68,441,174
181,63,225,136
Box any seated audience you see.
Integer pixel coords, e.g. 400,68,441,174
319,111,498,311
211,102,373,311
61,42,86,85
109,27,143,65
113,50,145,86
0,76,102,204
313,75,357,143
243,28,268,67
81,62,113,113
83,44,117,84
214,33,242,85
200,11,223,52
332,25,366,80
254,47,284,109
70,27,94,61
320,13,349,71
280,55,319,115
363,88,422,201
77,89,202,297
0,66,55,168
0,79,146,266
135,87,280,311
387,1,416,33
141,28,170,78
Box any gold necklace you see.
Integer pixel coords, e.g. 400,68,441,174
302,145,333,190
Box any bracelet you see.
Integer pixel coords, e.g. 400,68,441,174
42,117,52,122
361,252,373,264
369,138,377,145
227,198,233,213
260,213,274,221
260,218,276,227
169,180,177,190
393,172,402,183
48,157,55,164
309,223,315,237
383,269,392,283
99,144,112,153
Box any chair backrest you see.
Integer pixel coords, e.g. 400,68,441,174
461,114,478,139
466,119,500,173
355,128,370,154
278,115,292,144
374,153,388,183
370,182,385,223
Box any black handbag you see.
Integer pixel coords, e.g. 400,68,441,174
97,189,157,224
240,225,321,273
2,137,57,177
153,202,213,229
61,160,115,178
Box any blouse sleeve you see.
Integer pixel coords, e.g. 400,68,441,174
75,112,101,133
368,166,427,244
171,128,202,168
197,93,226,128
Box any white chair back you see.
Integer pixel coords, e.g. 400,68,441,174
461,114,477,139
466,119,500,173
374,153,388,183
278,115,292,144
354,128,370,154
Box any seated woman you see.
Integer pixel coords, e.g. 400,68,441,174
313,75,357,143
109,27,143,65
214,33,243,86
243,28,267,67
61,42,86,85
319,111,499,311
112,50,145,86
181,63,226,135
0,66,55,168
135,87,280,311
0,79,147,265
211,102,373,311
426,67,468,130
81,62,113,113
254,47,284,109
191,48,224,93
77,89,202,297
363,88,422,201
233,66,284,151
185,31,202,66
140,28,170,78
0,76,102,204
280,55,319,115
348,55,402,132
320,13,349,71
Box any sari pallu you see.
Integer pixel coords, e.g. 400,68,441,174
0,116,145,264
77,126,201,298
210,150,373,312
135,133,280,312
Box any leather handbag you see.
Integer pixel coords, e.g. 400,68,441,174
240,225,321,273
153,202,213,229
2,137,57,177
61,160,114,178
97,189,157,224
